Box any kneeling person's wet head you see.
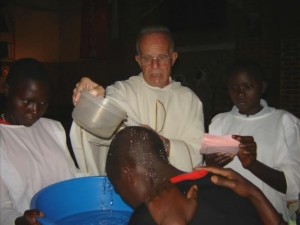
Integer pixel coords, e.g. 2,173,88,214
106,126,169,208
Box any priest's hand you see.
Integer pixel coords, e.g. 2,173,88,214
73,77,105,105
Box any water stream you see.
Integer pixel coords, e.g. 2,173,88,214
55,177,131,225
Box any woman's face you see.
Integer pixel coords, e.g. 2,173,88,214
228,72,265,116
6,79,49,126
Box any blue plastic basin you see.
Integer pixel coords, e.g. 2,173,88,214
30,176,132,225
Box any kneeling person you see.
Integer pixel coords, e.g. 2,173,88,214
106,126,266,225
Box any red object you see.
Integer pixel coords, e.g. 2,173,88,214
0,118,10,125
80,0,109,59
170,170,209,184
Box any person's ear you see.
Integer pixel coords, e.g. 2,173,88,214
170,52,178,66
121,166,135,185
135,55,142,69
261,81,268,95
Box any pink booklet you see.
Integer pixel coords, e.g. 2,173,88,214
200,134,240,155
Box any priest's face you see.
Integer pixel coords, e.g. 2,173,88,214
135,33,178,88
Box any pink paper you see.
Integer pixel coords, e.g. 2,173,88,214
200,134,240,155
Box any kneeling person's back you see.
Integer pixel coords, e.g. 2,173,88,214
129,173,263,225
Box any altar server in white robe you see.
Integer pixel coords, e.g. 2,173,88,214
0,58,83,225
207,59,300,221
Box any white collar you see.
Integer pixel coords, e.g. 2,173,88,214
139,72,180,90
231,99,273,117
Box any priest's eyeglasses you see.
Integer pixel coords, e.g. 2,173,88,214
139,54,171,66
